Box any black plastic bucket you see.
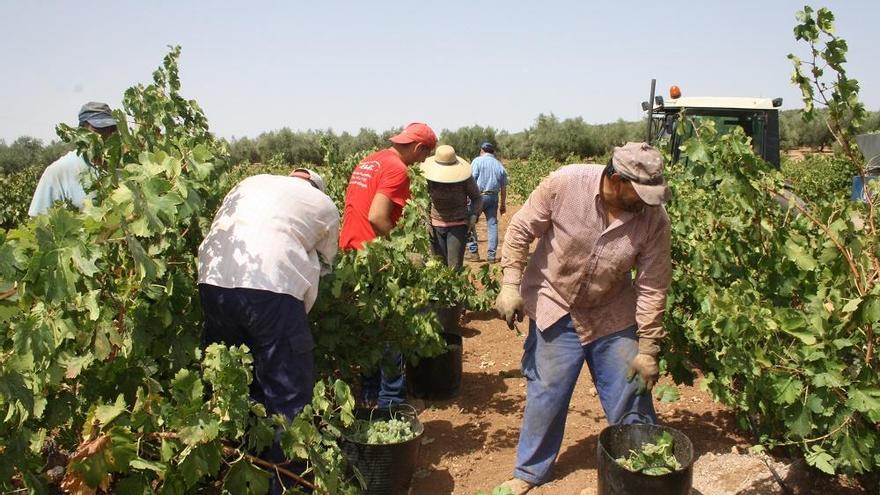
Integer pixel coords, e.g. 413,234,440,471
406,332,463,400
597,423,694,495
436,305,462,335
341,407,423,495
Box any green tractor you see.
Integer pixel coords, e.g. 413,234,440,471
642,82,784,167
641,82,878,203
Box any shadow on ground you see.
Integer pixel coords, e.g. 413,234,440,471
410,466,454,494
551,433,599,480
419,368,524,418
662,409,746,457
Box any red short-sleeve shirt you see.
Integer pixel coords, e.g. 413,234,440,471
339,149,411,250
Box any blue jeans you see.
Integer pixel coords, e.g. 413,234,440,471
514,315,657,485
361,351,406,408
467,192,499,260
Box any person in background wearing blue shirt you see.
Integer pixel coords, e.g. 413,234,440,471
466,141,508,263
28,102,117,216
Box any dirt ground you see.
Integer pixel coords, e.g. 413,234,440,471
785,147,835,161
405,206,869,495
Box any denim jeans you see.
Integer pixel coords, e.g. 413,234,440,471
467,192,499,260
431,224,468,269
361,351,406,408
513,315,657,485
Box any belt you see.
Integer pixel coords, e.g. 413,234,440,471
481,191,498,195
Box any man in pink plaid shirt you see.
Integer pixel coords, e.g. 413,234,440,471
495,142,673,493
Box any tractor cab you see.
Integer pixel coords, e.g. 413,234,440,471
643,85,783,168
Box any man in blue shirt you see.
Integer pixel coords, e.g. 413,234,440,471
466,141,508,263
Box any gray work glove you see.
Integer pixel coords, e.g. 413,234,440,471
626,338,661,395
494,283,524,330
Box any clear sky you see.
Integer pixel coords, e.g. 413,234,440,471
1,1,877,143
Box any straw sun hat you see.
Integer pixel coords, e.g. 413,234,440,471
420,145,472,183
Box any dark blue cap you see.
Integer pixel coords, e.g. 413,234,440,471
480,141,495,154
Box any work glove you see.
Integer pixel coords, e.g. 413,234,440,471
626,338,661,395
494,283,524,330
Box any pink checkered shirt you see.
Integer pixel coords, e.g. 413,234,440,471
500,165,671,345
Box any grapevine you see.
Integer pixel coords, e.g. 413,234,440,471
0,164,42,230
0,6,877,493
0,46,486,494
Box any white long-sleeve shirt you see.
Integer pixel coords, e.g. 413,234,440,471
198,174,340,312
28,151,95,216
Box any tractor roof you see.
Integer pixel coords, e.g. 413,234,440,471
657,97,780,111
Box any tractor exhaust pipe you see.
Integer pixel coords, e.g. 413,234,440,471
645,79,656,144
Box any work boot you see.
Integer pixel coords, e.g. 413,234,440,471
498,478,534,495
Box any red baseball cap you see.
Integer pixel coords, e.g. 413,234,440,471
389,122,437,149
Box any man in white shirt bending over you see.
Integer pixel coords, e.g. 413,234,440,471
197,168,339,493
28,102,117,216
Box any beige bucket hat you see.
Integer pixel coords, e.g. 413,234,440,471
420,145,472,183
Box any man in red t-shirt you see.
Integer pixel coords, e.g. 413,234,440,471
339,122,437,408
339,122,437,250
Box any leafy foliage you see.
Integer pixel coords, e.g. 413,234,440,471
662,8,879,476
2,6,876,491
216,159,292,200
0,164,42,230
466,7,880,479
3,110,875,197
505,149,613,203
310,149,499,379
475,485,514,495
439,125,503,161
505,152,565,203
788,6,870,168
653,384,681,403
615,431,682,476
781,153,858,204
666,124,879,477
0,46,496,493
0,136,70,175
222,115,642,167
0,46,246,493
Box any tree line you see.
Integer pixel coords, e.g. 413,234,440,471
2,109,878,174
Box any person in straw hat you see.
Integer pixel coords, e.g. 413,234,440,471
420,144,483,269
494,142,673,494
